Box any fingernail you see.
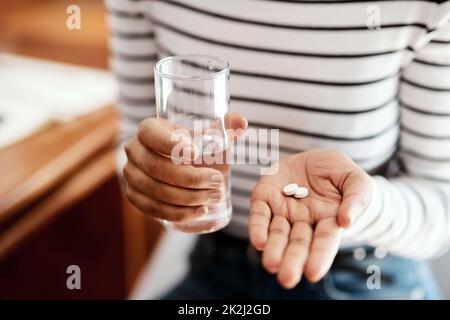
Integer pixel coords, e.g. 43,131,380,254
210,174,223,186
195,206,208,215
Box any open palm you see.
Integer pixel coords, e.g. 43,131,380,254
249,150,372,288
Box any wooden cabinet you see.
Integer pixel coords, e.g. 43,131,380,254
0,0,109,68
0,0,163,299
0,107,162,299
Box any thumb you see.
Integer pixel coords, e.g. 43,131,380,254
224,112,247,141
337,169,373,228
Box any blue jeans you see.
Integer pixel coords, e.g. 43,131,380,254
161,232,442,300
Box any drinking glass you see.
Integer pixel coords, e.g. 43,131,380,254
154,55,232,234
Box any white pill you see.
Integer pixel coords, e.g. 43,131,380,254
282,183,298,196
294,187,309,199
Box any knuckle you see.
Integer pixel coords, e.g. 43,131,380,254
250,188,260,201
142,206,156,217
143,176,156,195
191,173,201,188
315,231,338,242
144,153,160,175
249,222,264,228
138,118,156,141
250,184,268,201
360,169,372,185
331,150,352,163
127,191,154,216
330,149,347,158
269,228,286,235
154,201,188,222
170,208,191,222
270,216,290,230
175,213,191,223
249,222,266,234
353,166,367,178
318,149,351,162
155,183,183,205
125,190,134,206
122,163,131,179
152,201,167,218
250,209,270,219
138,202,153,216
184,171,201,188
124,141,132,158
181,192,201,205
126,190,147,212
138,117,155,132
193,190,209,203
171,215,185,223
334,150,348,158
289,237,311,247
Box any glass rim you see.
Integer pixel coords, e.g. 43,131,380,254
154,54,230,81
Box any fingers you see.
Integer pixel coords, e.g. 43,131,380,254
304,217,342,283
138,117,197,159
277,221,313,289
124,161,222,207
224,112,247,141
125,137,223,189
138,115,247,159
126,185,208,222
262,215,290,274
249,199,271,251
337,168,373,228
249,179,286,251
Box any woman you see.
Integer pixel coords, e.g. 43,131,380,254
107,0,450,299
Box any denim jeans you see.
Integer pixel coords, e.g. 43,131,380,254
161,232,442,300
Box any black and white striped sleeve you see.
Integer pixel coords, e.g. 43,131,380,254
105,0,157,172
343,22,450,260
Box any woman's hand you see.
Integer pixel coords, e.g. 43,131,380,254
123,114,247,222
249,149,372,288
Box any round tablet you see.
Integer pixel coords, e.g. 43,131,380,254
282,183,298,196
294,187,309,199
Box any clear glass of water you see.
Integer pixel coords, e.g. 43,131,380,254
154,55,232,234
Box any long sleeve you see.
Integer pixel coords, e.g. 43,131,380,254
343,20,450,260
105,0,157,173
105,0,450,247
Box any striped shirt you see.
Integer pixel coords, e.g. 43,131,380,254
107,0,450,259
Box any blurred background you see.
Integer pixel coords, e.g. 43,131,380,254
0,0,167,299
0,0,449,299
